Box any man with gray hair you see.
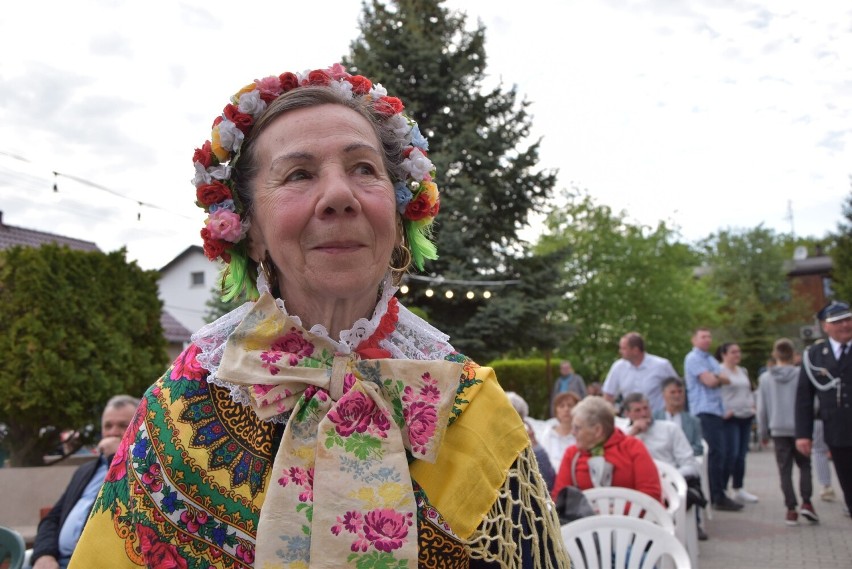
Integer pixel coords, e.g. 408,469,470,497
30,395,140,569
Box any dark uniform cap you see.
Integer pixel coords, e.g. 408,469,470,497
817,300,852,323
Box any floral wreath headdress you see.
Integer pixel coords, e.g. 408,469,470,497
192,63,440,301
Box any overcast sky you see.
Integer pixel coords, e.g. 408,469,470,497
1,0,849,270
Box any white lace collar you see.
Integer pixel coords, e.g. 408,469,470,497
191,272,456,415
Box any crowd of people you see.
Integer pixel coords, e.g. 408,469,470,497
517,311,852,543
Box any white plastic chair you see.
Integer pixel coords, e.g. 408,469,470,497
583,487,675,534
697,439,711,520
655,460,699,568
561,515,692,569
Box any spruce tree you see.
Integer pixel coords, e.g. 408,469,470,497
345,0,557,360
832,186,852,302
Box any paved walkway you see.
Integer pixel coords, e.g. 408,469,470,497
697,442,851,569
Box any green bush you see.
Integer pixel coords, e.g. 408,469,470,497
487,358,587,420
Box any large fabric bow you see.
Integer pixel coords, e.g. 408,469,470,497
217,293,462,568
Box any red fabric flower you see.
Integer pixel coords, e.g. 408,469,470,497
404,193,432,221
374,96,404,116
195,181,231,207
305,69,331,86
279,72,299,92
137,524,188,569
223,104,254,134
347,75,373,95
106,398,147,482
429,199,440,218
170,344,205,381
200,228,232,262
192,141,215,168
212,116,223,128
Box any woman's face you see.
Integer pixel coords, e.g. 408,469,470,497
555,398,576,426
724,344,742,366
248,104,398,310
572,415,604,451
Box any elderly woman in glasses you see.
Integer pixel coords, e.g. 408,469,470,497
552,396,661,501
70,65,567,569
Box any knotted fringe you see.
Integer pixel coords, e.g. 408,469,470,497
466,446,571,568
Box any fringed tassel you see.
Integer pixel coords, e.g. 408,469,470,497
466,446,571,568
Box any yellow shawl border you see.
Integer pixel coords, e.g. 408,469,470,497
69,501,143,568
410,366,569,567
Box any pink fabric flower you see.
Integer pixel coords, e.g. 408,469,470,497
270,328,315,366
254,76,283,100
327,391,376,436
363,508,412,552
170,344,205,381
205,209,243,242
404,401,438,455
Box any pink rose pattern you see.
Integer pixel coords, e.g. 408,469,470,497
402,372,442,456
259,328,315,375
170,344,205,381
331,508,413,553
278,466,314,503
327,391,391,439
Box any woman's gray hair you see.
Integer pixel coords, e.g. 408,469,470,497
505,391,529,419
571,396,616,439
232,87,407,230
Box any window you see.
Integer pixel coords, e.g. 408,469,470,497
191,271,205,287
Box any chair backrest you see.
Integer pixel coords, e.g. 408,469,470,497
654,460,689,547
583,487,675,534
561,515,692,569
0,526,26,569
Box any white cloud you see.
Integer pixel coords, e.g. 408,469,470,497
0,0,848,271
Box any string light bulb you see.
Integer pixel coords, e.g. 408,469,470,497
400,285,409,294
466,291,475,299
445,290,454,299
425,289,434,297
483,291,492,299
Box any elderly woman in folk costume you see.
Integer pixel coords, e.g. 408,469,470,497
69,65,568,569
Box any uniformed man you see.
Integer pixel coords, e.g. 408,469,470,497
796,300,852,517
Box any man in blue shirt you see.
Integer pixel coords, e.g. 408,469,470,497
30,395,139,569
684,328,742,511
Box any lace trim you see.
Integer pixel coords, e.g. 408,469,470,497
465,446,570,568
192,271,455,416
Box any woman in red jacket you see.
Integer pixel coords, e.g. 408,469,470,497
552,396,662,502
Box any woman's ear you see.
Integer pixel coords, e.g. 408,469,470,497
246,223,265,264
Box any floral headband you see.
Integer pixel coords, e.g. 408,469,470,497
192,63,440,301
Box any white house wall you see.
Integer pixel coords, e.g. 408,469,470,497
158,250,222,334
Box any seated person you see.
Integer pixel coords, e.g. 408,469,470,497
654,376,704,456
552,396,661,502
624,391,709,539
30,395,139,569
537,391,581,472
506,391,556,491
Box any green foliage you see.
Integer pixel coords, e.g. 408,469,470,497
536,190,718,380
0,245,167,465
699,225,805,377
345,0,557,361
488,358,571,419
204,285,244,323
832,187,852,301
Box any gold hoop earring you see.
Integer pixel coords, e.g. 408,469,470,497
389,244,412,286
259,252,279,293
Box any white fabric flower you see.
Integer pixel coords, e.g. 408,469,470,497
218,120,245,152
389,114,412,143
371,83,388,97
329,79,354,98
400,148,434,180
208,165,231,180
237,90,267,118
